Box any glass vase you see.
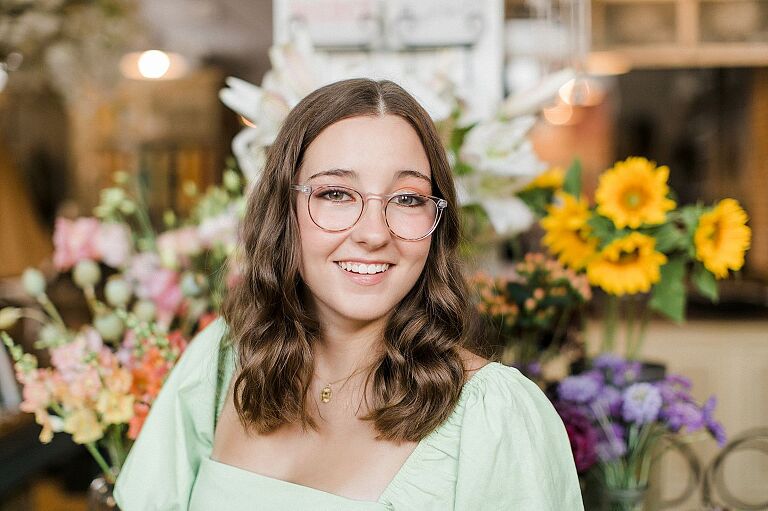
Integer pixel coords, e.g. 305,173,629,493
601,486,647,511
87,474,119,511
601,488,648,511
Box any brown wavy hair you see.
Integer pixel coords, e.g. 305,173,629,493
222,78,483,442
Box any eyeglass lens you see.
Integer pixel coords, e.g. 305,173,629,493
308,187,439,240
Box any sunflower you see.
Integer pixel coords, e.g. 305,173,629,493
586,232,667,295
694,198,751,279
596,157,676,229
524,166,564,191
541,192,598,270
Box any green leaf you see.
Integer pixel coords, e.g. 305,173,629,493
562,159,582,198
692,263,719,302
649,257,687,323
650,223,687,253
680,203,704,232
587,214,630,249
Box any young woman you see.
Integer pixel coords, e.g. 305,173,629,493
114,78,583,510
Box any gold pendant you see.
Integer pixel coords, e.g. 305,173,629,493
320,385,332,403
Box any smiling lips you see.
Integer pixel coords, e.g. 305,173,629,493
336,261,391,275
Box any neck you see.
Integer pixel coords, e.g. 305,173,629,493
313,316,386,382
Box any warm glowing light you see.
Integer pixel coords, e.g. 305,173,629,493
558,77,605,107
119,51,189,80
138,50,171,79
543,101,573,125
587,51,632,76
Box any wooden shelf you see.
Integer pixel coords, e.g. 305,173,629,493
592,0,768,68
597,43,768,68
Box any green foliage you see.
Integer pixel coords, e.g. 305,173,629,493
517,187,556,218
587,214,630,249
692,263,719,302
562,159,582,197
649,257,687,323
648,222,688,253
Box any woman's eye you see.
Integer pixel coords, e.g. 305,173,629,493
319,189,353,201
393,194,426,207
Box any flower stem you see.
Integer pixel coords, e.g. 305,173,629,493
85,442,116,484
37,293,66,330
602,295,619,353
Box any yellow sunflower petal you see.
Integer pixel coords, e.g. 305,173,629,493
541,192,598,270
586,232,667,295
596,157,677,229
525,167,565,191
694,198,751,279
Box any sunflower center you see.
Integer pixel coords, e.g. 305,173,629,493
617,248,640,264
708,220,723,247
623,188,645,209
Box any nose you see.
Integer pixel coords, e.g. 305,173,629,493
349,197,391,248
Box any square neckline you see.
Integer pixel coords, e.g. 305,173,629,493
210,344,499,505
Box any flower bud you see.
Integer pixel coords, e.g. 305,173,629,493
223,170,241,192
94,313,124,342
39,323,65,346
105,277,132,308
119,200,136,215
0,307,22,330
133,300,156,322
22,268,46,297
101,188,126,208
73,260,101,288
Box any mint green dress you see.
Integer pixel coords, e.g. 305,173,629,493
114,319,584,510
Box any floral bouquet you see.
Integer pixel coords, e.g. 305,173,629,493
553,353,725,509
540,157,751,358
472,253,591,381
0,163,245,482
0,270,190,483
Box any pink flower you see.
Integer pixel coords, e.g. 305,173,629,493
53,217,101,270
127,254,183,326
96,223,133,268
157,227,202,268
68,366,103,403
50,328,103,381
20,371,52,413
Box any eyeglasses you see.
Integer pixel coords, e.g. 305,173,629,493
291,184,448,241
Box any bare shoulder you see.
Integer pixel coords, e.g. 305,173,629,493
458,347,490,379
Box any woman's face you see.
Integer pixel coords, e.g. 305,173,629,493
295,114,433,328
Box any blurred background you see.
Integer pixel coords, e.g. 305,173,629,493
0,0,766,510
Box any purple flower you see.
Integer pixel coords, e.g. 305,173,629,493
702,396,727,447
556,404,599,473
593,386,623,418
593,353,625,371
622,383,662,424
658,374,694,405
558,373,603,404
662,401,705,433
593,353,641,386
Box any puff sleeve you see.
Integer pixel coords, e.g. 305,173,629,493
453,365,584,510
113,318,229,511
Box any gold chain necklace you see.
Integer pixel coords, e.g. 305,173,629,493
316,364,371,404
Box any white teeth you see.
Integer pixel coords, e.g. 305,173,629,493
337,262,390,274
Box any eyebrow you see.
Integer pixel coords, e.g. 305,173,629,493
308,168,431,184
